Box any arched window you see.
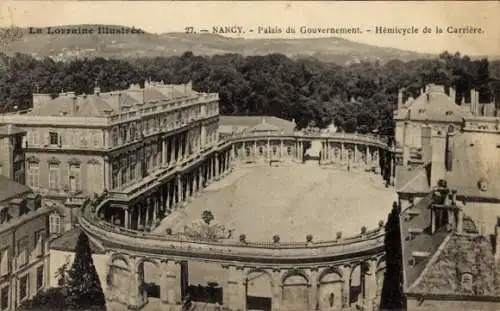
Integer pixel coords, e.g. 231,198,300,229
461,273,473,292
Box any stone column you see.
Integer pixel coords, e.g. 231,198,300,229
366,146,371,165
342,265,352,308
254,140,257,162
309,268,318,311
215,154,220,180
223,266,245,311
161,260,182,307
128,257,145,309
272,270,281,311
124,208,130,229
152,196,158,224
191,173,196,199
162,138,167,166
177,175,182,205
354,144,359,163
363,260,378,311
280,140,284,159
267,139,271,161
104,156,111,190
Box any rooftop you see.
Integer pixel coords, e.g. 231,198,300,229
26,81,211,118
0,175,32,202
400,186,500,300
50,228,105,254
395,162,431,196
394,84,472,122
219,115,296,135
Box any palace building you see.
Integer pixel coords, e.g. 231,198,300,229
393,83,497,166
0,126,51,310
0,81,219,235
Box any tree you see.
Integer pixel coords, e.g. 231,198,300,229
380,201,405,310
65,232,106,310
201,210,214,225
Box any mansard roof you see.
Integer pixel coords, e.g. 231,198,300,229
394,84,472,122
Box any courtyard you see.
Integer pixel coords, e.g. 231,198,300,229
159,164,397,242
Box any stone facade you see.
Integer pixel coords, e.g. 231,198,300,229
0,81,219,234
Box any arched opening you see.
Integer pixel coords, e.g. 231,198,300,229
376,258,386,307
107,256,130,303
318,270,343,310
282,273,309,311
349,264,363,306
138,259,161,303
246,270,273,311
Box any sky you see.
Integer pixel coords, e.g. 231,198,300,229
0,1,498,56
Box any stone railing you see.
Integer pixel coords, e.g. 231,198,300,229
229,131,389,147
80,196,385,260
78,131,391,260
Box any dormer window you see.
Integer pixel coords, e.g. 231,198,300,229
461,273,473,292
478,179,488,192
445,111,453,116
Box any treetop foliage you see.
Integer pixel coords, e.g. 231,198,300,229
0,51,498,137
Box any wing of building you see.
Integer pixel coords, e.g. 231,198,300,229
395,84,500,310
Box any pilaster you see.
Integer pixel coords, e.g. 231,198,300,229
223,265,246,311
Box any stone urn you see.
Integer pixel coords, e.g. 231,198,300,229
306,234,313,243
239,234,246,243
273,235,280,244
336,231,342,240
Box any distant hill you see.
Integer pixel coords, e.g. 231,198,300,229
0,24,494,64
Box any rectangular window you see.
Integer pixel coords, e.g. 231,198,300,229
34,230,45,257
69,164,80,192
0,248,9,276
49,132,58,145
48,164,60,190
49,214,61,235
27,162,39,188
17,238,29,268
19,274,28,301
36,266,44,290
1,286,8,311
111,163,119,189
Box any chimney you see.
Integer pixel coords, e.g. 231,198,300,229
32,93,52,110
402,121,410,166
445,128,454,171
397,89,404,109
450,87,456,104
70,95,77,115
421,124,432,163
430,129,447,188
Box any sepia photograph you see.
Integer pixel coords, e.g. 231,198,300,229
0,1,499,311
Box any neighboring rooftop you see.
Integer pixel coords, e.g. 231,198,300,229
50,228,105,254
26,81,212,118
395,162,431,197
409,234,500,297
0,175,32,202
394,84,473,122
219,115,296,135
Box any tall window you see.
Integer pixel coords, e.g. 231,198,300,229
112,128,118,146
31,129,39,145
19,274,28,301
34,230,45,257
1,286,8,311
48,164,60,190
0,248,9,276
69,164,80,192
0,209,8,224
27,162,39,188
111,163,119,189
49,213,61,235
120,165,127,186
129,162,136,181
36,266,44,290
17,238,29,268
49,132,58,145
